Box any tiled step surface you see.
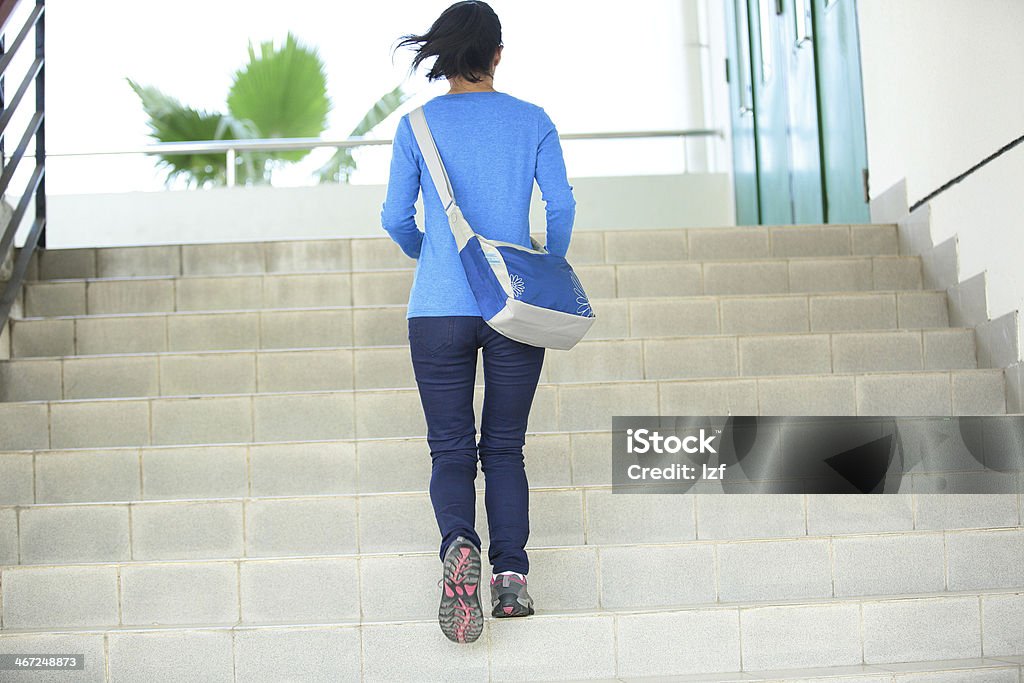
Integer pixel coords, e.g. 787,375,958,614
3,509,1023,593
24,224,901,280
8,289,949,359
0,603,1019,682
0,485,1019,565
0,328,979,401
1,526,1021,619
4,224,1019,682
0,369,1008,450
3,486,1022,565
3,433,1021,506
17,254,924,320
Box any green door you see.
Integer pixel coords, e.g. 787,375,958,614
724,0,870,224
812,0,870,222
784,0,825,224
725,0,760,225
748,0,795,225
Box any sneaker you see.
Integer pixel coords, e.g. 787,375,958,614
438,535,484,643
490,571,535,617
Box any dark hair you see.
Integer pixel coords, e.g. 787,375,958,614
393,1,503,84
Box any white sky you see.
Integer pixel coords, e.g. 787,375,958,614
6,0,713,194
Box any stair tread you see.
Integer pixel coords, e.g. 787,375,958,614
0,325,970,363
25,250,915,283
4,482,1021,510
1,588,1019,632
0,429,587,455
4,540,1022,567
29,222,897,248
12,287,946,323
0,367,1004,407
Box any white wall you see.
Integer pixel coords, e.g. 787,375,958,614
857,0,1024,203
42,173,733,248
701,0,738,206
857,0,1024,342
928,148,1024,319
33,0,710,195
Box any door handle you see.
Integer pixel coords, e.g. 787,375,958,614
735,0,756,112
794,0,813,46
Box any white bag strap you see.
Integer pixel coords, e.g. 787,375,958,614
408,106,456,212
408,104,546,254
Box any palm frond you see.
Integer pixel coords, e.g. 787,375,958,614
316,82,414,184
227,31,332,164
126,78,234,187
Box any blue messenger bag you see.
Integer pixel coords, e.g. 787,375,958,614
408,105,597,350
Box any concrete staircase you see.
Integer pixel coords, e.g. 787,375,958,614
0,224,1021,682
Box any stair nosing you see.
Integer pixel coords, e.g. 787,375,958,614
4,534,1023,569
3,420,1020,455
0,428,598,454
11,287,944,323
24,251,919,285
0,588,1018,636
0,324,972,363
0,367,1003,408
27,221,899,253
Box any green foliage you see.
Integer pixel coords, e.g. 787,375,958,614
129,33,410,186
126,79,259,187
316,83,414,184
228,33,332,164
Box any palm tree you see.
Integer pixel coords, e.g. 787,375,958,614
126,80,258,187
224,32,331,182
128,33,408,187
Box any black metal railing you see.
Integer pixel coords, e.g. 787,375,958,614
0,0,44,332
909,131,1024,213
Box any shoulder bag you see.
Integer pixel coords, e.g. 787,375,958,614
408,105,597,350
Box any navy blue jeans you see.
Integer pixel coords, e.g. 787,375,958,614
408,315,545,575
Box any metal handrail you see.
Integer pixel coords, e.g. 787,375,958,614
0,0,45,335
908,131,1024,213
47,128,725,156
46,127,725,186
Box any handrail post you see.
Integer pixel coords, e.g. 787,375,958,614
225,147,236,187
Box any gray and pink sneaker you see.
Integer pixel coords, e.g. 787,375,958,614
490,571,535,617
438,536,484,643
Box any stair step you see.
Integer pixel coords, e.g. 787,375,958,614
1,535,1019,624
4,433,1021,511
18,284,948,334
25,224,899,280
15,253,923,320
0,370,1008,451
0,328,980,402
8,289,949,359
0,603,1019,681
22,251,922,316
3,486,1021,564
3,513,1023,602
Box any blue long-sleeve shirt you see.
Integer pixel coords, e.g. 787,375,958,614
380,91,576,318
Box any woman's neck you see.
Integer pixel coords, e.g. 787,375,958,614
446,77,496,94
